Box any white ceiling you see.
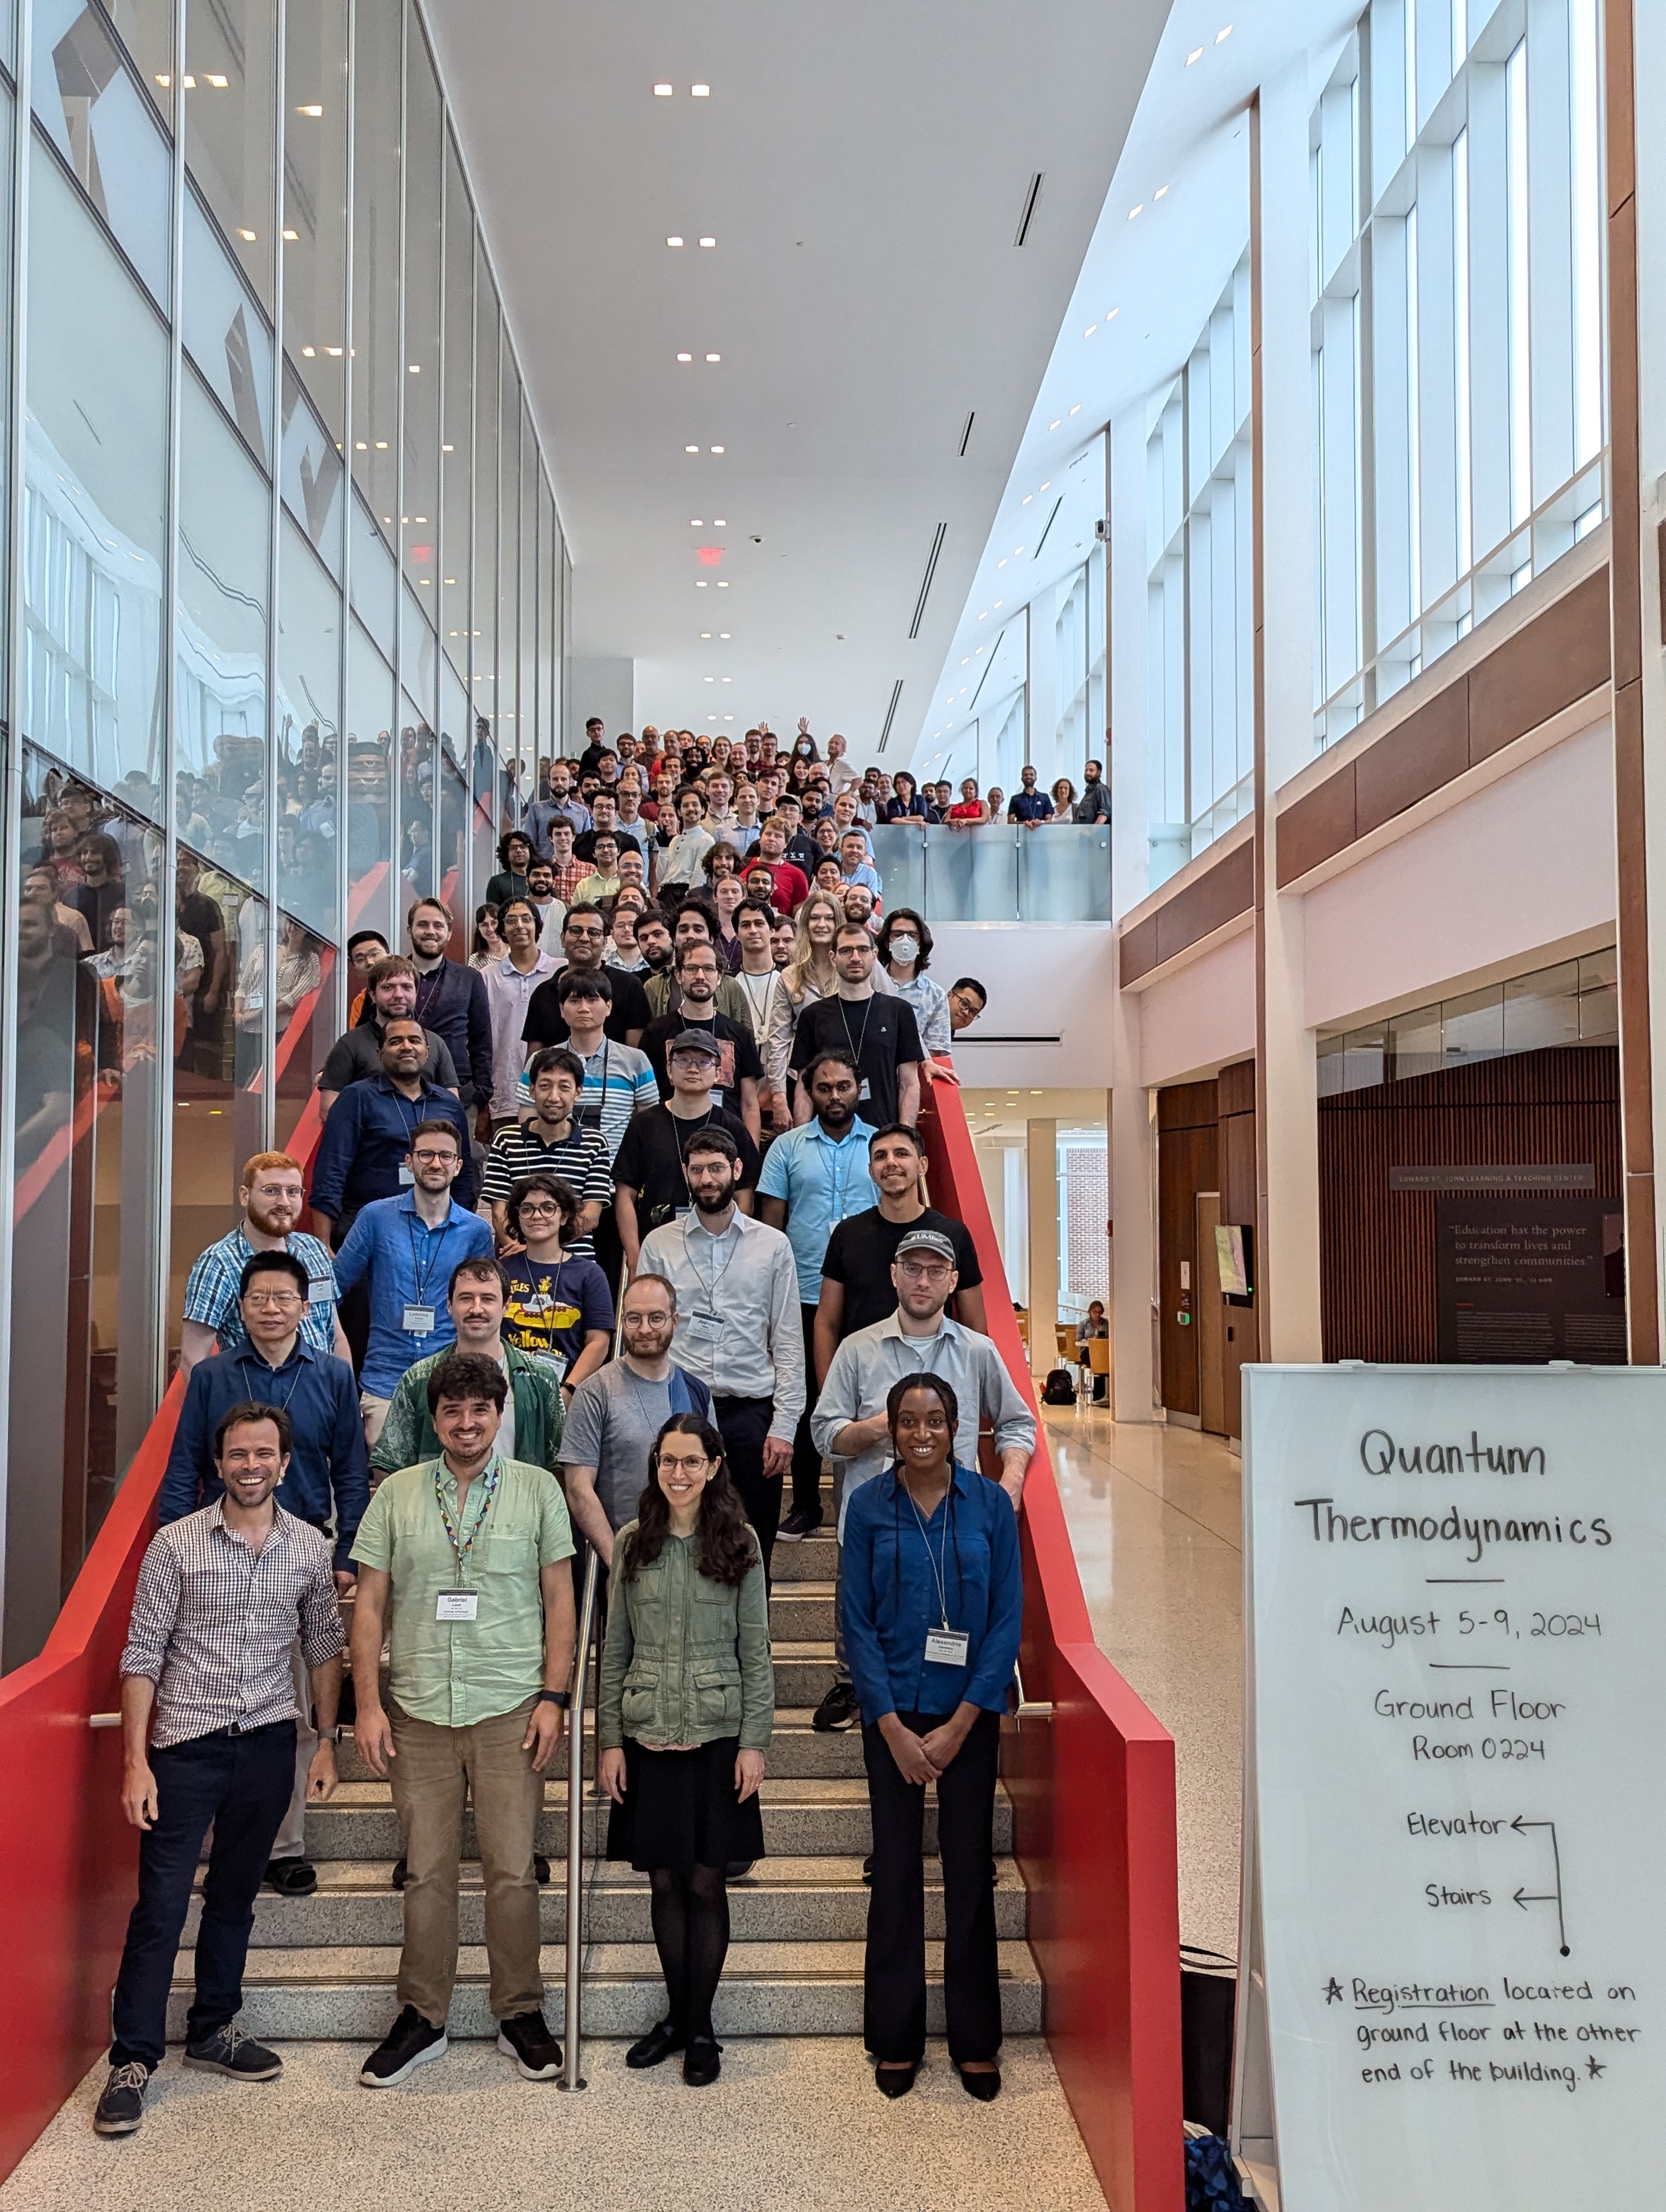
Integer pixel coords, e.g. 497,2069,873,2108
424,0,1172,757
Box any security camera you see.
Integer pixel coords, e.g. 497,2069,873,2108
1094,517,1110,542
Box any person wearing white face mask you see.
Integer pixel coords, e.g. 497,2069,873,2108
876,909,955,1086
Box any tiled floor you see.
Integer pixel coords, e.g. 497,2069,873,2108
1045,1403,1245,1960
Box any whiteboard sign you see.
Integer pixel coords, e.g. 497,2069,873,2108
1241,1366,1666,2212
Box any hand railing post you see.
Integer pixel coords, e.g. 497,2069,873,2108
559,1546,600,2092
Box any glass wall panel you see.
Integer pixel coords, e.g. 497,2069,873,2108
472,271,499,793
275,508,342,938
183,0,278,316
283,0,349,446
345,616,395,944
6,750,166,1667
401,10,441,619
270,917,334,1153
497,348,519,790
31,3,170,306
439,132,472,690
519,395,536,788
24,136,168,800
349,0,399,535
176,366,271,890
280,359,343,574
95,2,175,127
181,184,274,467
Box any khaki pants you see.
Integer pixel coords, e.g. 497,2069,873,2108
360,1390,392,1450
388,1696,544,2027
272,1636,319,1860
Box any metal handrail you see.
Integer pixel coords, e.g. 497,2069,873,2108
558,1253,631,2093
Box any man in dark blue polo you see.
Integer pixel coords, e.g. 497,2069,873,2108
308,1017,475,1250
159,1248,367,1897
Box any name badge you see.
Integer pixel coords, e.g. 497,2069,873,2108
436,1589,478,1622
857,1078,872,1101
308,1279,334,1303
398,1165,415,1186
924,1628,970,1668
402,1304,436,1335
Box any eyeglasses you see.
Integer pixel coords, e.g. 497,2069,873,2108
897,1260,952,1283
244,1289,303,1309
517,1202,560,1220
411,1149,458,1167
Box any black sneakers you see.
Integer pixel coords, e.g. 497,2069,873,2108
265,1856,318,1897
182,2023,283,2079
776,1506,822,1543
359,2005,448,2087
93,2062,150,2136
496,2009,562,2080
813,1681,859,1732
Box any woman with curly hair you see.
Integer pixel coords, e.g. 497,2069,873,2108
598,1413,774,2087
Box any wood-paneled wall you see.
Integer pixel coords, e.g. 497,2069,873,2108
1318,1045,1623,1361
1157,1061,1259,1427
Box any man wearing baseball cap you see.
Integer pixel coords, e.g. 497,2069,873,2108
610,1028,762,1275
808,1224,1034,1729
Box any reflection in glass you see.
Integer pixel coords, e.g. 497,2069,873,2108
345,617,395,946
520,398,537,777
271,916,336,1153
183,0,277,313
350,0,399,532
182,184,274,466
402,12,442,614
275,511,342,940
177,369,272,870
24,139,168,797
283,0,349,446
472,272,499,783
498,349,520,788
440,129,472,696
31,4,171,304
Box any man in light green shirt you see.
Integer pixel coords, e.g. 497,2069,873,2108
350,1351,575,2089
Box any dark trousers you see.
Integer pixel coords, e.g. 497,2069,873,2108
861,1707,1002,2066
713,1393,780,1583
110,1720,297,2070
789,1304,825,1520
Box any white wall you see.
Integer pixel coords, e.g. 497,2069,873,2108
1134,923,1256,1087
928,921,1114,1088
567,656,635,749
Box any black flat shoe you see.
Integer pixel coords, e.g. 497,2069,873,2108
682,2036,722,2086
875,2061,918,2099
626,2020,686,2070
955,2061,1001,2101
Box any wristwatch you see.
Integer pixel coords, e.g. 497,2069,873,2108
317,1726,344,1744
536,1689,572,1710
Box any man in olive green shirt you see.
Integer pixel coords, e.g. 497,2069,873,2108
350,1352,576,2089
368,1258,565,1484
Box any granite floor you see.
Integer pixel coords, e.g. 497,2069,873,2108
1,2037,1106,2212
1044,1404,1245,1960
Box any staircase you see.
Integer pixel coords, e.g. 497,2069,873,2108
169,1508,1040,2043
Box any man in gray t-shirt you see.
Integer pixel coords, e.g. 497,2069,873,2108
557,1272,713,1562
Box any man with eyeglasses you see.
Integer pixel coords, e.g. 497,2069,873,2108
181,1150,349,1375
481,1046,613,1257
521,902,651,1052
159,1251,366,1898
331,1121,495,1448
639,941,765,1141
808,1226,1034,1733
790,923,923,1131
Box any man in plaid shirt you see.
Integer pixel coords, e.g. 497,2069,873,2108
94,1402,345,2138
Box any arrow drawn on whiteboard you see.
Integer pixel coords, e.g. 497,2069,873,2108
1511,1817,1569,1956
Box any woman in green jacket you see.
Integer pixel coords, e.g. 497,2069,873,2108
598,1414,773,2087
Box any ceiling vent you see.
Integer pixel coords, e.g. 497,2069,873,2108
1014,172,1044,247
958,411,976,457
1033,493,1065,559
908,522,947,640
877,680,905,754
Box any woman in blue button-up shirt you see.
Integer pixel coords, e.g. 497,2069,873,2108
840,1372,1023,2103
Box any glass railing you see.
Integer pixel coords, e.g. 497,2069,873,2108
870,821,1111,922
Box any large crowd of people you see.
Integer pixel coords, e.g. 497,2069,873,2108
87,716,1114,2138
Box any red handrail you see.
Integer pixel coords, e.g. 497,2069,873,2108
921,1083,1184,2212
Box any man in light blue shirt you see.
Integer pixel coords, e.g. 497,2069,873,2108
757,1049,878,1541
836,830,882,903
331,1120,494,1445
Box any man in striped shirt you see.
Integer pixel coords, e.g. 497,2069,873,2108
96,1403,345,2137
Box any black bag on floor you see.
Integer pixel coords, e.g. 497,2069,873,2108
1184,2132,1246,2210
1042,1366,1077,1404
1180,1945,1236,2137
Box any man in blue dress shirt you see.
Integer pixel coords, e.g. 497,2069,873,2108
307,1018,476,1249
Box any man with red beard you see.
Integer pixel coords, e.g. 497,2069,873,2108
181,1150,350,1374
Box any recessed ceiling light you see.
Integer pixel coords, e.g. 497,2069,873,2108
1129,203,1143,220
1021,494,1032,505
696,579,709,587
1041,482,1050,491
441,442,453,452
354,440,366,450
375,438,388,447
668,235,684,248
1014,546,1024,556
1154,184,1169,200
978,611,988,621
686,443,700,453
327,346,344,357
297,102,323,116
282,227,298,240
1107,307,1120,320
653,82,673,95
204,72,228,86
961,657,970,665
721,676,732,683
1049,418,1061,430
719,631,731,638
238,227,257,241
1069,404,1081,415
1084,324,1097,337
1187,44,1204,63
704,675,715,683
302,344,316,357
713,518,726,526
407,361,420,371
691,517,703,525
699,236,716,249
705,352,721,363
994,600,1002,608
716,579,729,587
1215,22,1233,40
710,445,724,453
677,352,693,362
691,83,710,96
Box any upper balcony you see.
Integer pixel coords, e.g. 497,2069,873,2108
871,821,1111,924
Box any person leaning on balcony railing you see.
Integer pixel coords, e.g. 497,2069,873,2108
841,1369,1024,2103
1006,764,1054,826
945,777,988,826
1050,776,1078,819
94,1401,345,2138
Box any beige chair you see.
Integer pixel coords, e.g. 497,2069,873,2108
1086,1336,1111,1405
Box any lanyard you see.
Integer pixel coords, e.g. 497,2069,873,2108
739,970,774,1033
434,1458,501,1577
578,1039,611,1131
900,1478,954,1631
836,993,874,1070
405,1212,458,1307
671,1106,718,1205
236,1352,305,1419
685,1213,744,1316
818,1124,859,1224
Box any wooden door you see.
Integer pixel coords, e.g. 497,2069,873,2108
1196,1192,1226,1436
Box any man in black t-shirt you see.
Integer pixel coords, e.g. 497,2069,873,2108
789,922,922,1130
611,1028,762,1270
520,902,652,1052
813,1121,987,1379
639,940,764,1139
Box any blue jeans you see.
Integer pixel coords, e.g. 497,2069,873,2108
109,1720,296,2070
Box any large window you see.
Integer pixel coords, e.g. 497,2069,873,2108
1312,0,1606,745
1145,255,1253,888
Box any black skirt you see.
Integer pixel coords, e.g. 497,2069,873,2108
605,1735,766,1874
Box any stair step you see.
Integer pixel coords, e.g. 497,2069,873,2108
199,1855,1029,1949
166,1940,1042,2041
305,1778,1014,1860
332,1707,863,1785
765,1532,838,1582
766,1585,835,1639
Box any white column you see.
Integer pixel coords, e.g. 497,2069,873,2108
1027,1118,1059,1381
1254,63,1324,1362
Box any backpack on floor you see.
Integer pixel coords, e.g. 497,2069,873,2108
1042,1367,1077,1405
